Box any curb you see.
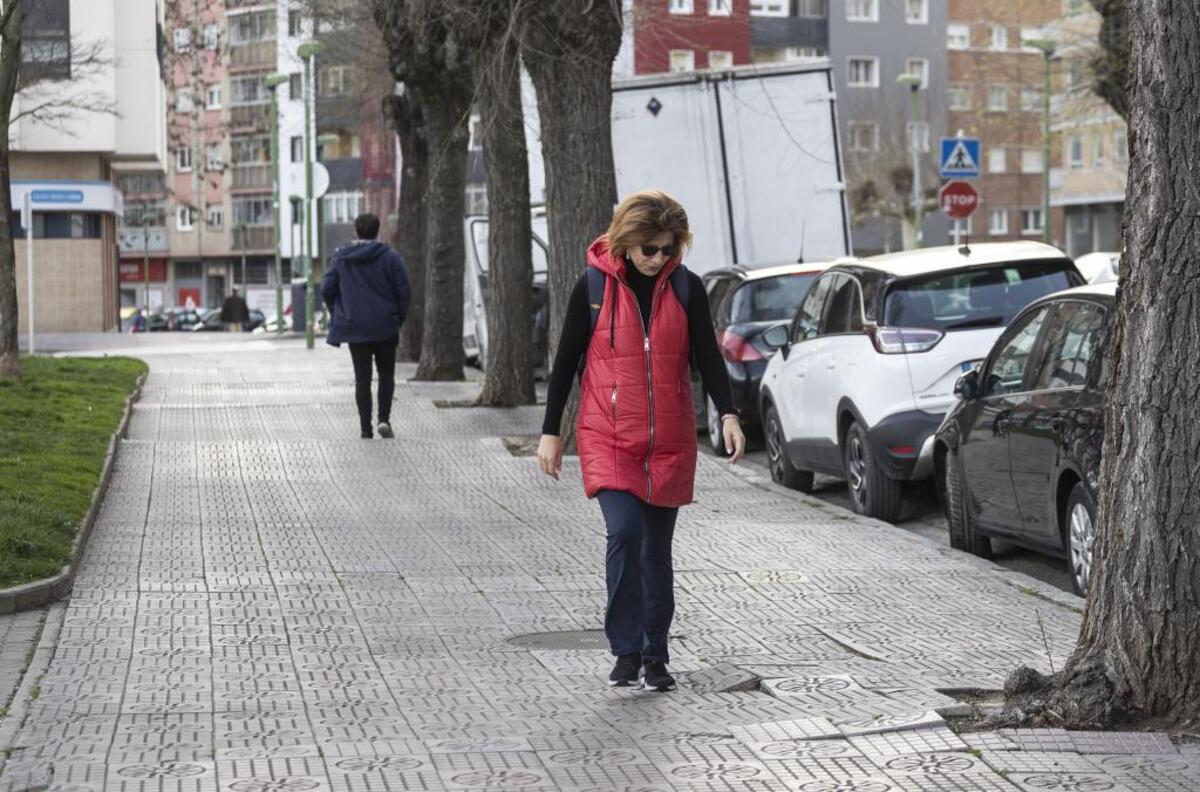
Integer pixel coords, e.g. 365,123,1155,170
0,601,64,768
0,371,147,615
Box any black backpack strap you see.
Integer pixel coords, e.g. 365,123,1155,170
668,264,690,310
585,266,607,333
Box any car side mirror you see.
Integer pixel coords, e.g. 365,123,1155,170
762,324,790,355
955,369,980,400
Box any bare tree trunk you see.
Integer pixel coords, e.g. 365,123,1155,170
1089,0,1130,121
388,93,428,363
412,83,471,381
520,0,623,445
477,28,534,407
0,0,24,379
1031,0,1200,729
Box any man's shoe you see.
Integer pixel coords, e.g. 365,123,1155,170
377,422,395,439
608,654,642,687
642,661,676,692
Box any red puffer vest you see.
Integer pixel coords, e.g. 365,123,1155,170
577,237,697,507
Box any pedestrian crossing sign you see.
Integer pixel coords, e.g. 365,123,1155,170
940,137,981,179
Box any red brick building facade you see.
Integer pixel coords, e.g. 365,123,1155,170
633,0,752,74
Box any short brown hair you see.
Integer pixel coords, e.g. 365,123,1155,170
605,190,693,260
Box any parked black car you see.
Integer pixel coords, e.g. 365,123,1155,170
933,282,1116,596
193,308,267,332
695,261,831,450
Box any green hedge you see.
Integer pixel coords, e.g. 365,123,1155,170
0,356,147,589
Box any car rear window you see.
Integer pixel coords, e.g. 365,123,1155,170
882,260,1078,331
730,273,818,323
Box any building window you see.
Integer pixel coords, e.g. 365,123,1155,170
20,0,71,82
289,73,303,101
947,23,970,50
206,143,223,171
1114,128,1127,164
906,122,930,153
1022,149,1044,174
228,11,275,45
324,191,364,224
947,85,970,110
204,24,220,49
797,0,826,17
847,0,878,22
784,46,825,61
669,0,693,13
669,50,695,73
1021,209,1044,235
1068,134,1084,169
231,136,270,165
22,213,102,239
905,0,927,24
848,121,878,152
847,57,879,87
289,197,301,227
750,0,788,14
1092,131,1105,166
905,58,929,88
988,209,1009,236
288,9,303,37
708,0,731,15
177,205,194,231
233,196,273,226
987,85,1008,112
176,146,193,172
320,65,352,96
174,27,191,52
1020,88,1042,113
988,147,1006,173
991,25,1008,50
231,75,268,106
206,204,224,230
175,88,194,113
709,50,733,70
468,115,484,151
290,136,304,163
206,85,222,110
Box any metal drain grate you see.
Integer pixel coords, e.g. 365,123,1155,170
506,629,607,650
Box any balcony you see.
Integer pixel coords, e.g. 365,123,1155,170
117,226,169,255
232,225,275,252
231,104,270,133
229,40,277,70
232,163,271,190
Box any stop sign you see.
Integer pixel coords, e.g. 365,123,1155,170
940,180,979,219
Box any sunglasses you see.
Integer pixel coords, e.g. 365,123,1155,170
639,243,679,259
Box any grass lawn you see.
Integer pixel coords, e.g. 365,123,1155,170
0,356,147,589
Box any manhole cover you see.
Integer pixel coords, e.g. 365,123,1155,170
507,630,607,650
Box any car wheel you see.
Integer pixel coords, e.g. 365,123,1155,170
1066,483,1096,597
765,405,813,492
843,421,903,522
943,449,993,559
705,396,724,455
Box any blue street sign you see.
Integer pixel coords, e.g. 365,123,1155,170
940,137,981,179
31,189,85,204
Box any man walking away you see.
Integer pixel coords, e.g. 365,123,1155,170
320,213,412,439
222,287,250,332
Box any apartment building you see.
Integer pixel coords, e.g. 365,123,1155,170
946,0,1060,246
1047,1,1125,257
12,0,167,332
632,0,752,74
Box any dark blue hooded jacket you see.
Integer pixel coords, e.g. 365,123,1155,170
320,240,412,346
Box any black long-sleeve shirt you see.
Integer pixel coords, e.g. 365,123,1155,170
542,262,736,436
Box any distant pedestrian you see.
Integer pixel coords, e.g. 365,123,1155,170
320,213,412,440
222,287,250,332
129,308,147,333
538,190,745,692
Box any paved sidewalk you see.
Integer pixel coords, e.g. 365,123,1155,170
0,611,42,714
0,340,1193,791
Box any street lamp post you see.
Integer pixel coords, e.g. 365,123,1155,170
1025,38,1057,245
264,73,289,335
236,222,247,293
142,216,151,318
896,72,923,248
298,40,325,351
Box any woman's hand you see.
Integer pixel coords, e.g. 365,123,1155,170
722,416,746,464
537,434,565,480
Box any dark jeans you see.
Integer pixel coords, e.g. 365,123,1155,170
348,336,398,433
596,489,679,663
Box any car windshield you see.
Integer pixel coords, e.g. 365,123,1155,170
470,219,549,282
730,273,819,323
883,261,1077,331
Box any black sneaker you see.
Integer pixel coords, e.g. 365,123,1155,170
377,422,394,439
360,429,373,439
608,654,642,687
642,661,675,692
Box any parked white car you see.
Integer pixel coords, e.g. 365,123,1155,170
1073,251,1119,284
758,242,1083,521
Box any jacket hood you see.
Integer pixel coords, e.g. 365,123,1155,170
337,240,391,264
586,235,682,281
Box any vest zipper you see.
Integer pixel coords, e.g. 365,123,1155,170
617,275,665,502
610,385,618,418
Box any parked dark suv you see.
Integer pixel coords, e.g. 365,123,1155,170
695,261,831,451
933,282,1116,596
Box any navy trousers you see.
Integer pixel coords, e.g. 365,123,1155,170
596,489,679,663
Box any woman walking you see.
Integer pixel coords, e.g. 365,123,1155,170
538,190,745,692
